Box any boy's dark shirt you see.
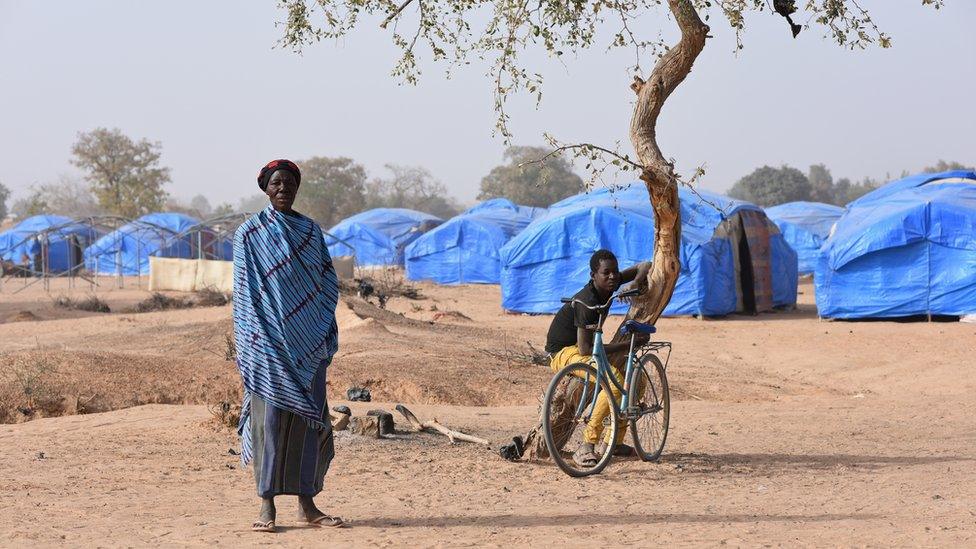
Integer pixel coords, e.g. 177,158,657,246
545,281,605,354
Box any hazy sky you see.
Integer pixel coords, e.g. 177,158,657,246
0,1,973,209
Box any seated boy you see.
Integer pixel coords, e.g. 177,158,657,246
544,249,651,467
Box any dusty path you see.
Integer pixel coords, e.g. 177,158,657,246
0,277,974,545
1,395,973,547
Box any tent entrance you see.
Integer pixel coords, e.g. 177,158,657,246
726,211,774,315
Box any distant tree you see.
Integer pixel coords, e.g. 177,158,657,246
10,189,49,220
366,164,461,219
0,181,10,221
478,146,583,208
71,128,170,218
728,165,812,207
807,164,835,204
831,176,880,205
238,194,269,213
293,156,369,229
212,202,235,217
190,195,213,217
922,160,974,173
18,176,103,218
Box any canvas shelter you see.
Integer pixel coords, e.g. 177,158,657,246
765,201,844,275
404,198,543,284
815,178,976,319
499,183,797,316
0,215,101,274
325,208,442,267
848,169,976,208
84,213,200,276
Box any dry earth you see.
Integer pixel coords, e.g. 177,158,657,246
0,276,974,546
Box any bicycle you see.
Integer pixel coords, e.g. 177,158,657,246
542,287,671,477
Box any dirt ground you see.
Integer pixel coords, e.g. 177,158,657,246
0,276,974,546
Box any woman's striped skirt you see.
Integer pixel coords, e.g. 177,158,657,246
249,393,335,498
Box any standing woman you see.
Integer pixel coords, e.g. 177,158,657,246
233,159,343,533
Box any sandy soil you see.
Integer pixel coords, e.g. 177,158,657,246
0,276,974,546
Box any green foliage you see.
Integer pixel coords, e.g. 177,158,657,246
365,164,461,219
832,176,879,205
478,146,583,207
276,0,939,139
10,190,49,221
922,160,974,173
293,156,369,229
10,176,102,220
71,128,170,218
728,165,811,207
807,164,835,204
0,181,9,221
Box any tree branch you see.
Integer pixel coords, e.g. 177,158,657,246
379,0,415,29
518,143,644,172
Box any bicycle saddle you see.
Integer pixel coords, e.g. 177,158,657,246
620,320,656,335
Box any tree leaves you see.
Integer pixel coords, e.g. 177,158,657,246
70,128,170,218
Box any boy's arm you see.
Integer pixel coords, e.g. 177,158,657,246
620,261,652,285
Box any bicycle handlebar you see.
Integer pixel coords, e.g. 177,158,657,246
559,287,644,309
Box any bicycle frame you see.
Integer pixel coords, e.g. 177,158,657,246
573,308,640,421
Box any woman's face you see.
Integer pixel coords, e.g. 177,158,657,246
265,169,299,212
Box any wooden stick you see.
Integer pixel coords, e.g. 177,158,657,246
424,419,489,446
395,404,489,446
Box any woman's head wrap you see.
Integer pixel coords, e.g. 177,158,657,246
258,159,301,191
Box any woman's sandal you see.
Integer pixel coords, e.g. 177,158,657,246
301,514,346,528
251,520,276,533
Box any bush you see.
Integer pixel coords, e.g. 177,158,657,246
195,287,232,307
133,292,193,313
52,294,111,313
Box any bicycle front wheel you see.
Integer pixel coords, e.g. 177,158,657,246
542,362,619,477
627,353,670,461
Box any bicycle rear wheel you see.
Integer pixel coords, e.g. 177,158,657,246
627,353,670,461
542,362,619,477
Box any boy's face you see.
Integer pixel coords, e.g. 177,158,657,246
591,258,620,295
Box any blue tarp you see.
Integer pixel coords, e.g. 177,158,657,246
0,215,101,273
848,170,976,208
500,183,797,315
765,201,844,275
84,213,200,275
815,182,976,318
404,198,543,284
325,208,442,267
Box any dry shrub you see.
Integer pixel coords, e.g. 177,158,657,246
52,294,111,313
0,353,68,422
133,292,193,313
344,268,422,309
208,400,241,430
223,334,236,362
0,350,241,424
194,287,232,307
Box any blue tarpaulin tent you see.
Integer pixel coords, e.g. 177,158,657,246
815,179,976,319
84,213,200,275
765,201,843,275
0,215,101,273
848,170,976,208
500,183,797,315
404,198,543,284
325,208,442,267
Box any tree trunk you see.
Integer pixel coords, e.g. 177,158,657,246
616,0,708,340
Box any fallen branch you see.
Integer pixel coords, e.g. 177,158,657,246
479,341,548,367
395,404,489,446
